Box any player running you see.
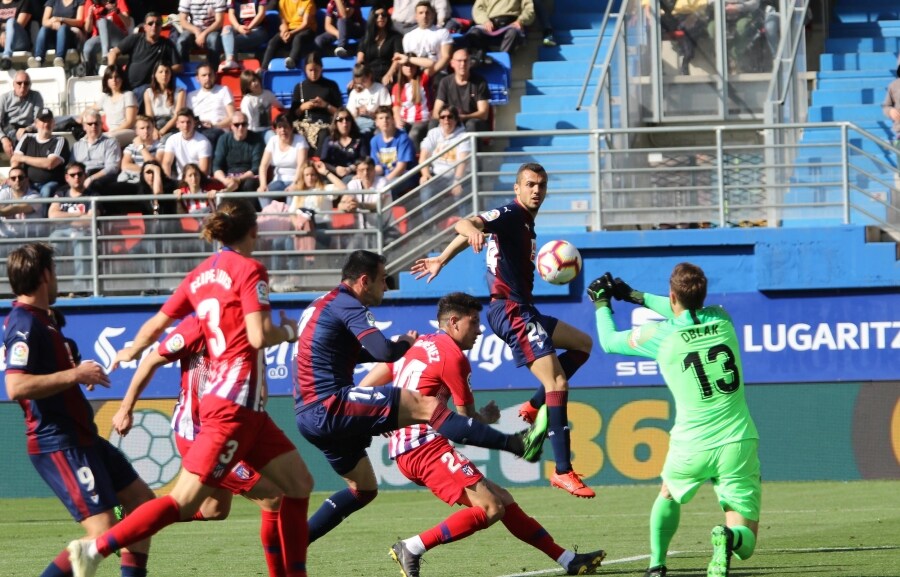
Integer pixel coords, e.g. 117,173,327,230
294,250,546,544
411,162,595,498
360,292,607,577
588,264,761,577
4,242,155,577
67,199,313,577
111,315,287,577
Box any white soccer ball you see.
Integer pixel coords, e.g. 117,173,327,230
536,240,583,285
110,410,181,489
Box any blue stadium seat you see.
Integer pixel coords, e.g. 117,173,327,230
475,52,511,105
321,57,353,105
263,69,304,107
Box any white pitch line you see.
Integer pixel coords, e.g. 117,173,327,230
495,545,899,577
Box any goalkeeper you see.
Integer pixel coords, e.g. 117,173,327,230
587,263,761,577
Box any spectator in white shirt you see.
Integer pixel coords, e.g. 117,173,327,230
186,63,235,149
392,0,449,35
162,108,213,179
399,0,452,77
345,63,391,137
418,105,470,221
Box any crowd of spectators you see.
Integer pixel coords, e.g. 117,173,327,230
0,0,558,291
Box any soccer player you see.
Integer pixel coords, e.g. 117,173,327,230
4,242,155,577
67,199,313,577
111,315,287,577
295,250,545,544
588,264,761,577
411,162,596,498
359,292,607,577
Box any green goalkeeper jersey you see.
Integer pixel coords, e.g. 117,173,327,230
595,293,758,451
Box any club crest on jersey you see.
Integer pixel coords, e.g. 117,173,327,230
365,311,376,326
232,463,251,480
9,342,28,367
256,281,270,305
481,209,500,222
167,334,185,353
462,463,475,476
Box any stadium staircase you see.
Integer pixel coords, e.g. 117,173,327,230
788,0,900,226
499,0,612,232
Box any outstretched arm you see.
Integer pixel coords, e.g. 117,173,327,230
112,349,170,435
410,215,485,282
112,311,175,370
358,362,392,388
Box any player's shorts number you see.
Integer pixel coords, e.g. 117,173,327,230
76,466,95,492
683,344,741,399
219,440,239,465
197,298,226,357
440,450,463,473
526,322,548,344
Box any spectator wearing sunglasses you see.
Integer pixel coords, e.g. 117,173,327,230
0,71,43,158
0,166,43,242
213,111,265,200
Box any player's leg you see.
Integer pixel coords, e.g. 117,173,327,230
646,483,682,576
489,478,606,574
708,439,761,577
251,416,313,577
391,441,494,577
242,476,285,577
396,388,536,459
113,476,157,576
308,452,379,543
520,319,592,422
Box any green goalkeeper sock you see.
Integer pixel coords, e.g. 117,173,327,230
649,495,681,568
730,525,757,560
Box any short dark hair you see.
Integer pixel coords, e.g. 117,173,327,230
7,242,54,296
516,162,547,184
670,262,707,310
176,107,196,121
66,160,86,173
144,11,159,22
341,250,386,283
437,292,482,325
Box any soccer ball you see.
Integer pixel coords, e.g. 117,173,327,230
109,410,181,489
536,240,582,285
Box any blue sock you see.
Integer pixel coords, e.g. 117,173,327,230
557,350,589,379
528,384,546,409
546,390,572,473
308,488,376,542
431,404,511,451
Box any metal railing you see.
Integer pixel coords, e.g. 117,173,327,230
2,121,898,298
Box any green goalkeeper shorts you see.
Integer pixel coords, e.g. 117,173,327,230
662,438,761,521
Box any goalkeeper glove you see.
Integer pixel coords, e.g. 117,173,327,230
587,273,615,310
609,276,645,306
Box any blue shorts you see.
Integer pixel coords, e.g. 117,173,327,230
30,438,139,522
296,384,401,475
487,299,559,368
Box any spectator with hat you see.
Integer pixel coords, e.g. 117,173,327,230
10,107,70,199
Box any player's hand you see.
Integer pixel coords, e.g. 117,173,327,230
411,257,442,283
608,275,645,306
396,330,418,346
110,347,138,371
587,274,614,310
279,310,299,343
112,406,134,436
76,360,111,390
479,401,500,424
465,230,485,253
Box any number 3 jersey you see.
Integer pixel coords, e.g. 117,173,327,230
162,248,271,412
387,332,475,459
594,293,758,452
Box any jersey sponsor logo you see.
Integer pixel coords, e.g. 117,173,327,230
481,209,500,221
167,334,186,353
9,342,28,367
256,281,270,305
365,311,376,326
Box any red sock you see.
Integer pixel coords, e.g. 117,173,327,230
40,549,71,576
501,502,565,560
191,510,207,521
97,496,181,557
419,507,489,550
260,510,286,577
278,496,309,577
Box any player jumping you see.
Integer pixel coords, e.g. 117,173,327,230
411,162,595,498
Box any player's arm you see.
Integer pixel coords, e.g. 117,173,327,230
358,362,392,387
112,310,175,369
246,309,298,349
455,400,500,424
113,348,169,435
357,331,414,362
6,360,110,401
410,229,474,283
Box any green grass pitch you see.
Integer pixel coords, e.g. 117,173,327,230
3,480,898,577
